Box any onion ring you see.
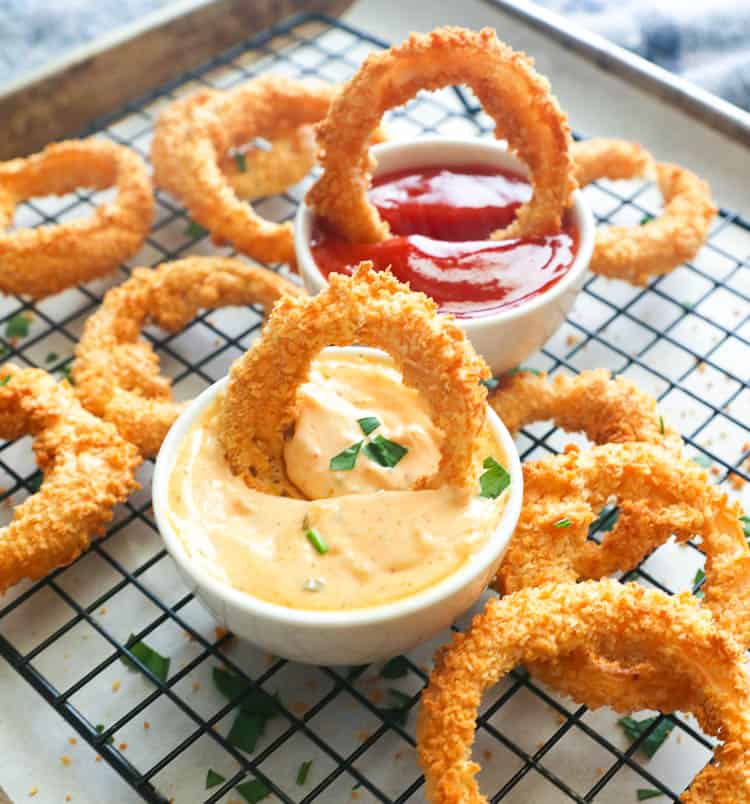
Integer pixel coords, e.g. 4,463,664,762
219,262,490,496
0,139,154,298
572,138,716,284
0,365,141,593
73,257,303,458
417,579,750,803
306,26,575,244
151,77,336,265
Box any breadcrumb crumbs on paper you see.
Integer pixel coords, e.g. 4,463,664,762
214,626,231,641
112,680,121,692
290,701,309,715
394,750,404,760
596,767,604,776
351,793,360,801
565,334,579,347
143,721,150,730
60,755,71,766
99,607,107,616
742,442,749,452
697,361,706,373
367,689,385,705
483,750,493,761
357,730,370,743
95,755,102,762
729,473,746,491
28,787,38,797
68,737,77,745
711,466,721,476
192,681,200,692
65,796,72,802
118,742,128,751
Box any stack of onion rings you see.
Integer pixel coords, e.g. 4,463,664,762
219,262,490,496
0,139,154,298
572,137,716,284
306,26,575,244
73,257,303,458
151,77,336,265
0,365,141,593
417,580,750,803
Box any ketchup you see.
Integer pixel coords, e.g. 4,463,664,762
310,164,578,318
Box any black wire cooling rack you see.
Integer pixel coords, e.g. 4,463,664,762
1,11,749,804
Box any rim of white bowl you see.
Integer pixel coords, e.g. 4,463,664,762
294,136,596,332
153,346,523,629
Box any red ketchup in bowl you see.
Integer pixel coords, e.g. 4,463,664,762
310,164,578,318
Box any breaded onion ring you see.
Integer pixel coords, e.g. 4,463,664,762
73,257,303,458
0,139,154,298
151,77,335,265
417,580,750,803
572,138,716,284
219,262,490,496
490,368,682,454
0,365,140,593
306,26,575,244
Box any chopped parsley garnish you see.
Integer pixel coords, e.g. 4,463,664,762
659,416,664,435
479,456,511,499
0,374,11,387
234,152,247,173
296,760,312,785
5,313,30,339
59,364,75,385
553,518,572,529
28,472,43,493
329,441,362,471
363,435,408,468
480,377,499,391
236,778,271,803
618,715,674,757
357,416,381,436
306,527,329,555
185,219,208,239
640,213,654,225
507,366,542,377
212,668,279,716
380,655,409,679
206,769,226,789
95,724,114,744
589,503,620,535
740,515,750,542
380,688,412,726
637,790,662,800
693,567,705,597
121,635,170,683
227,710,266,753
45,352,59,364
692,454,712,468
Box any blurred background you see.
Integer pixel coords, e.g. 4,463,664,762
2,0,749,111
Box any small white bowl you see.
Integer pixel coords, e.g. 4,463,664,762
153,346,523,666
295,137,596,376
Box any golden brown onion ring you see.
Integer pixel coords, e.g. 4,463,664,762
0,139,154,298
219,262,490,496
0,365,141,593
417,580,750,803
151,77,335,265
306,26,575,244
73,257,303,458
572,138,716,284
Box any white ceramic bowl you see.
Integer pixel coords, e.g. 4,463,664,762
153,346,523,666
295,137,596,376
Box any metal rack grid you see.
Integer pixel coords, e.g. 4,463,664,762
1,11,749,804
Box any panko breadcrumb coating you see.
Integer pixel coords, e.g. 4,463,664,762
307,26,575,244
0,139,153,298
219,263,490,497
73,257,303,457
0,365,141,593
417,580,750,803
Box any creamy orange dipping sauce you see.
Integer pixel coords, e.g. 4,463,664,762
167,350,508,611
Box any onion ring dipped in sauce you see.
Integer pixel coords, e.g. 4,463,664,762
73,257,303,458
417,580,750,803
572,137,716,285
166,263,513,611
151,77,336,266
0,139,154,298
0,365,140,593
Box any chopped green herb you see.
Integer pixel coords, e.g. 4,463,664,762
363,435,408,468
659,416,664,435
5,313,30,339
380,688,412,726
682,300,695,310
380,655,409,679
352,782,362,790
296,760,312,786
693,567,705,597
0,374,11,387
692,454,712,468
227,710,266,753
206,769,226,789
0,345,7,357
121,635,170,683
480,377,499,391
640,213,654,225
330,441,362,471
234,152,247,173
506,366,542,377
479,456,511,499
589,503,620,535
236,778,271,803
637,790,662,800
306,527,328,555
59,364,75,385
357,416,381,436
618,715,674,757
94,724,114,744
553,518,572,529
45,352,59,364
185,219,208,239
28,472,43,493
740,515,750,542
212,668,279,716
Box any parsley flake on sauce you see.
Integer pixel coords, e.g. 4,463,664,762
618,715,674,757
479,457,510,499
